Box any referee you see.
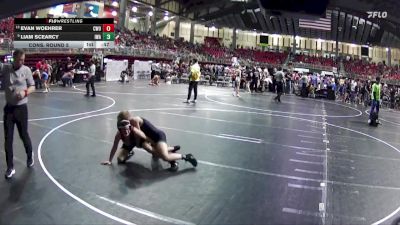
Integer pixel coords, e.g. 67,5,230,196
85,59,96,97
274,67,284,103
1,49,35,179
184,59,200,103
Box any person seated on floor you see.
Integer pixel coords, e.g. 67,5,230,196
165,74,172,85
101,111,197,171
149,75,160,86
119,70,129,83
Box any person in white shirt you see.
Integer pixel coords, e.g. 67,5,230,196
232,68,241,97
85,60,96,97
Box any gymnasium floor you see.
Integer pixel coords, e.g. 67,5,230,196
0,80,400,225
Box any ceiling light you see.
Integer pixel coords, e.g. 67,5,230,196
148,11,153,16
132,6,137,12
112,11,117,16
112,1,118,7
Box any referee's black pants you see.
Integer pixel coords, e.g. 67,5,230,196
3,104,33,170
86,76,96,96
275,81,283,102
187,81,198,101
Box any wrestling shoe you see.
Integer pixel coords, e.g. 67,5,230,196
168,161,179,172
171,145,181,153
184,154,198,167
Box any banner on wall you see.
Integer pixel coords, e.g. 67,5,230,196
49,5,64,16
63,3,79,15
105,59,128,81
133,60,152,80
294,68,310,73
84,3,99,17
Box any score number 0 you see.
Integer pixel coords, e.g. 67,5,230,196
103,24,114,32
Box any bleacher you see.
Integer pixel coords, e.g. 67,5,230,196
0,17,397,82
23,54,92,69
0,17,14,39
254,51,287,65
294,54,337,67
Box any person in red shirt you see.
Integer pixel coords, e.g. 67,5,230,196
35,59,43,71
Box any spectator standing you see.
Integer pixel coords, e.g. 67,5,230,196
185,59,200,103
274,67,284,102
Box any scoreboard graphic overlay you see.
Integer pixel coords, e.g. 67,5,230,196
13,18,115,49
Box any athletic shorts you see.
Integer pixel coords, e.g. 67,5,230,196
121,144,135,152
234,80,239,88
42,73,49,81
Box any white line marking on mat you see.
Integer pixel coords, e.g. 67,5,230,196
37,107,400,225
282,208,322,217
159,112,321,134
97,195,195,225
205,92,363,118
218,134,262,141
0,91,116,123
290,159,324,165
298,135,323,140
294,169,323,175
283,208,366,221
288,183,323,191
215,135,262,143
319,203,325,211
301,140,317,144
296,152,326,158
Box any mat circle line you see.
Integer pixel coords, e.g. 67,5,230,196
38,107,400,225
204,91,363,118
0,91,116,123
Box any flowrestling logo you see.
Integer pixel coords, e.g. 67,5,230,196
367,11,388,19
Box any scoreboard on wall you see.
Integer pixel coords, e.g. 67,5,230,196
13,18,115,49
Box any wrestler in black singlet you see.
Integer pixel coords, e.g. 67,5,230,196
140,118,167,143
